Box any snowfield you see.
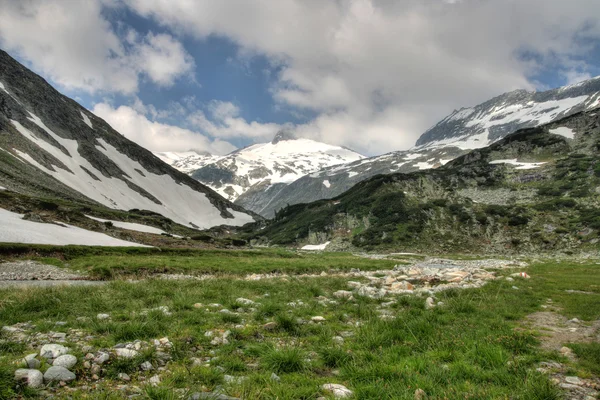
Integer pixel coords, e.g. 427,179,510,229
301,242,331,251
0,208,148,247
85,215,167,235
11,112,254,229
489,159,546,170
549,127,575,139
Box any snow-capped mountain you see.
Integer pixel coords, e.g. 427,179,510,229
416,77,600,148
154,151,220,174
0,50,256,230
240,78,600,218
164,130,365,202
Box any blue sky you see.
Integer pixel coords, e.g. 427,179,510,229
1,0,599,156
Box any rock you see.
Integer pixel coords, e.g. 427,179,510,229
356,286,387,299
94,352,110,364
414,388,427,399
140,361,153,371
425,297,435,309
115,348,138,358
347,281,362,289
505,277,514,282
97,313,110,320
390,281,414,291
189,392,240,400
322,383,353,398
149,375,161,385
53,354,78,370
333,290,354,299
22,353,41,369
44,366,76,383
311,316,326,323
236,298,255,306
224,375,247,384
40,344,68,359
118,373,131,381
560,346,573,356
193,303,203,308
332,336,344,345
512,286,519,290
565,376,583,385
263,322,277,330
270,372,281,382
14,369,44,388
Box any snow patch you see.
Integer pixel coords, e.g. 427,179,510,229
322,180,331,188
413,162,435,170
80,111,93,129
347,171,359,178
11,112,254,229
85,215,166,235
549,127,575,139
301,242,331,251
0,81,8,94
489,159,546,170
0,208,148,247
0,186,5,190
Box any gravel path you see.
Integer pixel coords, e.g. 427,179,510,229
0,260,85,280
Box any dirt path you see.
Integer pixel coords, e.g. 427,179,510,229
523,308,600,399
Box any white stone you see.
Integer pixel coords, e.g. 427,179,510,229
53,354,78,370
322,383,353,398
40,344,68,359
44,366,76,383
236,298,255,306
15,369,44,388
94,352,110,364
333,290,354,299
149,375,161,385
97,313,110,320
311,316,326,323
115,348,138,358
565,376,583,385
425,297,435,309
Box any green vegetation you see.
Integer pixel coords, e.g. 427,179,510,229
0,256,598,399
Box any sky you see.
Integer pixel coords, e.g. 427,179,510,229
1,0,599,157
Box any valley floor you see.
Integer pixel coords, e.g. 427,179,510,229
0,248,599,399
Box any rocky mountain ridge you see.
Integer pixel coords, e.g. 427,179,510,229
0,50,257,230
240,78,600,218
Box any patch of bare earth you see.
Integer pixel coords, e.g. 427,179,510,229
523,307,600,399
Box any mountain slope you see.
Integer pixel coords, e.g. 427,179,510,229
0,50,256,230
245,108,600,254
168,131,365,202
243,79,600,218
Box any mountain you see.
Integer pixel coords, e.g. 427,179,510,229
174,133,364,203
0,50,256,231
244,108,600,254
154,151,220,174
242,78,600,218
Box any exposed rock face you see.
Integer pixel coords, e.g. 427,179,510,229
0,50,256,229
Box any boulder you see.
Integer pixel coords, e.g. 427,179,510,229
53,354,78,370
44,366,76,383
40,344,68,359
14,369,44,388
322,383,353,398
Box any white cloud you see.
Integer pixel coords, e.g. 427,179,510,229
187,100,282,141
124,0,600,154
92,102,237,155
0,0,194,94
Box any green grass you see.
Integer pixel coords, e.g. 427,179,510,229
0,257,597,398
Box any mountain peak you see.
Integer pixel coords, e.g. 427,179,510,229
272,129,297,144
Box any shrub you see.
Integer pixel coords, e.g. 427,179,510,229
262,347,307,373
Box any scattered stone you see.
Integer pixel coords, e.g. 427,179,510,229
97,313,110,320
140,361,153,371
565,376,583,385
414,388,427,399
14,369,44,388
115,348,138,358
425,297,435,309
512,286,519,290
263,322,277,331
333,290,353,299
118,373,131,381
44,366,76,383
53,354,78,370
94,352,110,364
270,372,281,382
505,277,514,282
190,392,240,400
332,336,344,345
356,286,387,299
40,344,68,359
22,353,41,369
193,303,203,308
390,281,414,291
322,383,353,398
311,316,326,323
236,298,255,306
560,346,573,356
149,375,161,386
